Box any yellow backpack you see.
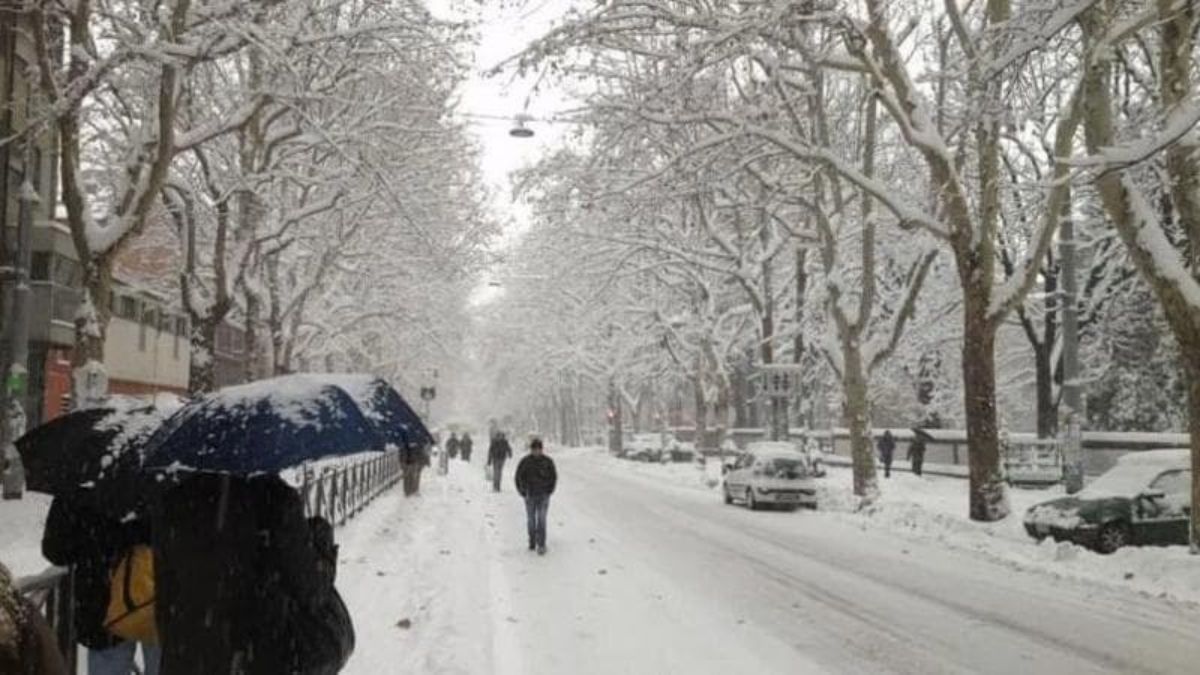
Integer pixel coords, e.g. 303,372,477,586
104,545,158,644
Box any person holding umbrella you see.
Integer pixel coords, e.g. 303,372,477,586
143,376,372,675
17,405,171,675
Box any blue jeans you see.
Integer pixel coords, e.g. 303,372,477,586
89,641,161,675
525,494,550,548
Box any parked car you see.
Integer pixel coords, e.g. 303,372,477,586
722,443,818,510
1022,449,1192,553
666,438,696,462
623,432,665,462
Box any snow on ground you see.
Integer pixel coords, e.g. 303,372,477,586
598,451,1200,607
0,492,53,577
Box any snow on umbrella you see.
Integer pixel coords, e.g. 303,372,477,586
911,427,935,442
313,374,434,450
15,402,177,515
140,375,383,476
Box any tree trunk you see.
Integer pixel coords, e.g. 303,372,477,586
962,289,1008,521
1034,344,1055,438
693,371,708,448
243,289,260,383
71,262,112,409
188,316,219,395
842,341,877,498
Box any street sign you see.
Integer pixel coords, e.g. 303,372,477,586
759,364,802,398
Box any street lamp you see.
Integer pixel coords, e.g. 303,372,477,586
509,113,535,138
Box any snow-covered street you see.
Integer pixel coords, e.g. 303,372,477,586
335,449,1200,675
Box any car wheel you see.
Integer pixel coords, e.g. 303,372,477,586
746,488,759,511
1096,522,1130,554
723,485,733,505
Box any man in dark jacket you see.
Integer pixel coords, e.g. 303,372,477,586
908,432,927,477
446,433,460,460
487,432,513,492
459,433,473,463
514,438,557,555
876,431,896,478
41,497,160,674
154,474,330,674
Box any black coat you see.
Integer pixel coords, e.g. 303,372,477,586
41,498,149,650
487,437,512,465
154,474,327,675
876,434,896,463
514,454,557,497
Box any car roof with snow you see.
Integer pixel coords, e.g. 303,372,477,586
1113,448,1190,468
744,441,804,457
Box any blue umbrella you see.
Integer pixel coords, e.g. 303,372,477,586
315,374,433,449
141,375,383,475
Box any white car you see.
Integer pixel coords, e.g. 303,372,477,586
623,432,665,461
723,443,818,510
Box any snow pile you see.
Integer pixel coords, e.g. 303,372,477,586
816,469,1200,605
0,494,53,577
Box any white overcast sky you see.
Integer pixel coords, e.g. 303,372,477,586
430,0,580,232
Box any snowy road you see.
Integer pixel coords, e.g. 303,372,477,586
338,450,1200,675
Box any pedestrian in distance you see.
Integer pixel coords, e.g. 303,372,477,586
460,433,473,463
446,432,460,460
487,432,513,492
515,438,557,555
876,430,896,479
401,443,429,497
908,430,928,477
41,496,161,675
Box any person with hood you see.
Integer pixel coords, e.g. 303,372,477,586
876,431,896,479
487,432,513,492
446,433,460,460
40,497,160,675
1,560,69,675
154,474,351,674
514,438,557,555
459,433,473,463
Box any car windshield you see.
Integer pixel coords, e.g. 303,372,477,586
763,457,808,479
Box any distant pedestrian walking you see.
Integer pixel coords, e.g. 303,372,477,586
446,433,460,460
488,432,513,492
877,430,896,478
515,438,557,555
460,433,474,463
908,430,928,477
402,443,429,497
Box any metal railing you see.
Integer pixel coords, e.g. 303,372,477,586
17,449,403,670
15,565,77,674
299,450,403,525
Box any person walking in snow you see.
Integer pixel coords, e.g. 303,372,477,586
446,433,460,460
487,432,513,492
515,438,557,555
908,431,927,477
460,433,473,463
876,431,896,478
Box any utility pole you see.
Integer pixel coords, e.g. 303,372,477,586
1059,192,1085,494
1,145,39,499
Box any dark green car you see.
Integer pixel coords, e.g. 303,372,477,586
1023,449,1192,554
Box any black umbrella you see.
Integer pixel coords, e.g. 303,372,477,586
15,405,170,515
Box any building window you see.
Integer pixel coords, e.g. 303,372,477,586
30,252,51,281
119,296,137,320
